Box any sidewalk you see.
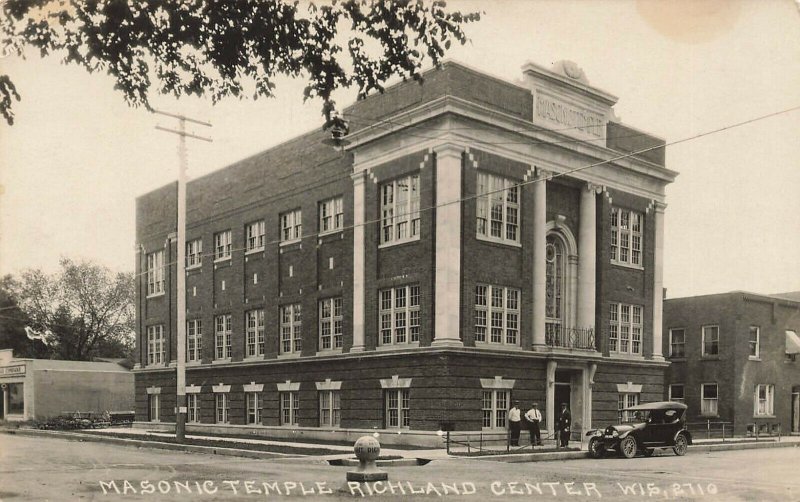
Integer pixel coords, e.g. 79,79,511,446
4,426,798,463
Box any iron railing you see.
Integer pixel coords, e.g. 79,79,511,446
546,325,595,350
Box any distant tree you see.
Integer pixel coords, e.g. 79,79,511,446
11,258,135,361
0,274,50,358
0,0,480,125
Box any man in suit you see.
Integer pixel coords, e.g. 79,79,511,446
524,402,542,446
508,401,522,446
557,402,571,448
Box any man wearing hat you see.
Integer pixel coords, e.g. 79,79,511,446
508,401,522,446
557,402,571,448
524,402,542,446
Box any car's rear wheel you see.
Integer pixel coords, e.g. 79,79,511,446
588,438,605,459
643,448,655,457
673,433,688,456
619,436,637,458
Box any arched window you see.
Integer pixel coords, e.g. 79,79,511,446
545,234,566,344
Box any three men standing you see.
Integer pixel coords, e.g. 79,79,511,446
524,402,542,446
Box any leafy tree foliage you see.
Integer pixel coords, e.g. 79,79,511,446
0,275,50,358
9,258,135,361
0,0,480,125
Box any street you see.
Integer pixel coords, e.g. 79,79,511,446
0,434,798,501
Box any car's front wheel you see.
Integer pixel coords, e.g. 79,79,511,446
588,437,605,459
673,433,688,456
619,436,637,458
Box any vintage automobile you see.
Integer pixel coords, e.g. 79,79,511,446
585,401,692,458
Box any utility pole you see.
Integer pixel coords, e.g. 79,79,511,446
154,109,211,442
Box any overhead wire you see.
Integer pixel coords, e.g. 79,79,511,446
126,103,800,281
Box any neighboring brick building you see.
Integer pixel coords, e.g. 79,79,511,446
134,60,677,446
663,292,800,436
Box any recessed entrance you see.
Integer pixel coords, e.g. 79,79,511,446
792,388,799,434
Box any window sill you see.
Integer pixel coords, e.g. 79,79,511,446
243,355,265,362
378,237,420,249
608,352,645,360
186,360,203,367
279,239,302,247
701,356,721,361
475,234,522,248
318,229,343,239
278,352,301,359
376,342,421,351
212,358,232,365
245,248,265,256
146,292,165,299
474,341,522,351
753,415,776,419
316,348,344,356
611,261,644,271
213,257,231,264
145,363,166,369
185,264,202,272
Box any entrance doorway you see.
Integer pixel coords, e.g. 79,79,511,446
792,388,799,433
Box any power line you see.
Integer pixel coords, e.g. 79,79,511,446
130,104,800,281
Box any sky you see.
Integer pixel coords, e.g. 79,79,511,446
1,0,799,299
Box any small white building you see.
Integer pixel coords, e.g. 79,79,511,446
0,349,134,421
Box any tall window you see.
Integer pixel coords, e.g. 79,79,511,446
214,314,232,360
476,172,519,244
186,239,202,268
246,220,266,251
280,209,302,243
319,390,341,427
245,309,265,357
146,325,164,366
187,394,199,423
148,394,160,422
146,250,165,296
669,384,685,403
475,285,519,345
385,389,410,428
187,319,202,362
215,393,229,424
280,392,299,425
246,392,262,425
618,393,639,422
214,230,232,260
669,328,686,357
701,383,718,416
380,174,420,245
611,207,643,266
749,326,760,359
609,303,643,355
482,390,509,429
280,304,302,354
319,298,343,350
702,325,719,356
754,384,774,416
319,196,344,234
379,285,421,345
545,234,565,337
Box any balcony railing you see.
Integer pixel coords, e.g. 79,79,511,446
545,325,596,350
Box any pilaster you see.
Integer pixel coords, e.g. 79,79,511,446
532,168,548,350
350,171,367,352
577,182,601,331
432,144,464,347
651,201,666,361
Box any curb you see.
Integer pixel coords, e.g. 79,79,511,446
470,439,799,462
1,428,300,460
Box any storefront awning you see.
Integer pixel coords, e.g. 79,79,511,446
785,330,800,355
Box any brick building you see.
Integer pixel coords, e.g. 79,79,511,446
664,292,800,436
134,60,677,446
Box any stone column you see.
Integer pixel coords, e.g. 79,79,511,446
350,171,367,352
2,386,8,419
651,202,666,360
577,183,599,331
432,144,464,347
532,168,548,350
546,360,557,434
